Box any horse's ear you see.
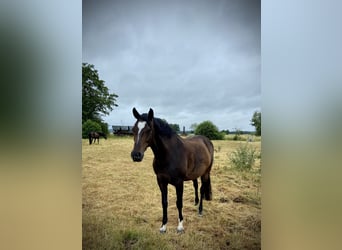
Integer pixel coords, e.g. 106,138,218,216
148,108,154,123
133,107,141,120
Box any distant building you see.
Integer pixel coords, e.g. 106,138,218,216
112,125,134,136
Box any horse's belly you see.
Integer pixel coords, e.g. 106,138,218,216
185,163,209,180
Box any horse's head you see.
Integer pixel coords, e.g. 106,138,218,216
131,107,154,162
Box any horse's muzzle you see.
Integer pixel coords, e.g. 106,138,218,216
131,151,144,162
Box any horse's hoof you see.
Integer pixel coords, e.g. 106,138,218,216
177,219,184,233
159,224,167,233
198,212,203,217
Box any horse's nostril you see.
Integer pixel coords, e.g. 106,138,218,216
131,151,143,162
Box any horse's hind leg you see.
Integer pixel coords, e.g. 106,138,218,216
199,178,204,216
193,179,199,205
199,173,212,216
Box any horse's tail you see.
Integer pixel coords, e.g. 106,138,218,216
203,136,214,201
204,174,212,201
88,133,92,145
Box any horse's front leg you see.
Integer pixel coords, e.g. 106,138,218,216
176,181,184,233
157,178,168,233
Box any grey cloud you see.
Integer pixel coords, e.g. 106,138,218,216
83,0,260,131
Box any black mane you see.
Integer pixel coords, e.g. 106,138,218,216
140,113,176,137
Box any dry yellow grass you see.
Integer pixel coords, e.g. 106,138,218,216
82,136,261,249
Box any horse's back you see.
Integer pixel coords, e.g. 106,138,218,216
185,135,214,156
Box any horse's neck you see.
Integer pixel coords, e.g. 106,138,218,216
150,134,182,159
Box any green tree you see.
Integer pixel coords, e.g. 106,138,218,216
221,129,230,135
195,121,224,140
169,123,180,133
251,111,261,136
82,63,118,123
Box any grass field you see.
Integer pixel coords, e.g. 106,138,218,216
82,136,261,249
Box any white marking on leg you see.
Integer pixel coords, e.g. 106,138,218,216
177,219,184,232
136,121,146,144
160,224,167,233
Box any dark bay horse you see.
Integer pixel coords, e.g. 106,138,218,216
88,131,107,145
131,108,214,233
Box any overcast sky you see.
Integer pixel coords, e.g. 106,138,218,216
83,0,260,131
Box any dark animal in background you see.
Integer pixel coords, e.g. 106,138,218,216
88,131,107,145
131,108,214,233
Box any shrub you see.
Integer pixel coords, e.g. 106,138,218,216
100,122,109,135
233,134,240,141
233,129,242,141
82,119,102,139
195,120,224,140
229,143,257,171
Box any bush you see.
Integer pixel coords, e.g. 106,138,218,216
233,134,241,141
82,119,102,139
233,129,242,141
195,121,224,140
229,143,257,171
100,122,109,135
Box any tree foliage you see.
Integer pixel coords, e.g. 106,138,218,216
250,111,261,136
82,63,118,123
169,123,180,133
195,121,224,140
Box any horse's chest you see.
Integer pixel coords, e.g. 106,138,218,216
153,161,186,181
